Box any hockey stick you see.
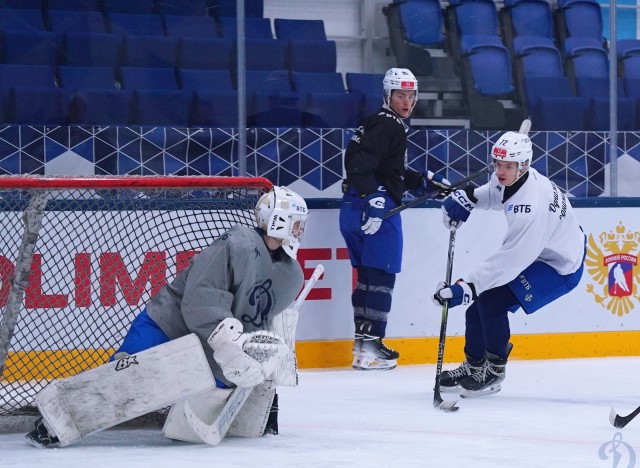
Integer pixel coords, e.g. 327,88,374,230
433,229,460,412
184,264,325,446
610,404,640,428
384,167,489,219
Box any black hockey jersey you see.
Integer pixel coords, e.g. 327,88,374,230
343,107,423,205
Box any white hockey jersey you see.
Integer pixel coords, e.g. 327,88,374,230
466,168,585,295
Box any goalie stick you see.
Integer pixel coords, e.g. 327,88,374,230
184,264,325,446
610,404,640,429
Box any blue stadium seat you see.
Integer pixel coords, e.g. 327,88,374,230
178,68,234,91
0,31,57,65
158,0,210,16
0,0,42,9
60,32,123,67
7,87,66,124
563,37,608,79
462,41,514,96
108,13,165,36
177,37,232,69
242,38,287,71
121,36,178,68
0,8,46,31
191,90,239,126
290,71,360,128
304,92,361,128
0,64,56,94
291,71,346,94
119,67,178,90
556,0,604,45
48,10,106,34
68,89,132,125
523,76,588,130
245,70,291,93
131,89,192,126
46,0,100,11
58,66,117,90
449,0,499,37
286,40,337,72
383,0,444,75
392,0,443,46
164,14,218,38
245,69,304,127
218,16,272,39
211,0,264,19
274,19,327,41
346,72,384,118
617,40,640,79
513,36,563,77
502,0,554,39
574,77,636,130
102,0,156,15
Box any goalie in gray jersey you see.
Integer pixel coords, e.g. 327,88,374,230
26,185,308,448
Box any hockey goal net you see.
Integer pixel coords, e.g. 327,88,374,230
0,176,272,418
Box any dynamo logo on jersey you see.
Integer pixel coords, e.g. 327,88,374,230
242,279,275,327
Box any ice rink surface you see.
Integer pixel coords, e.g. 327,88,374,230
2,357,639,468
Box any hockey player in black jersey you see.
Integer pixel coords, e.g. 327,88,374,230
340,68,451,370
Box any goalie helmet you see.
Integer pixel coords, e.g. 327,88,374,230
255,186,308,260
383,67,418,109
490,131,533,184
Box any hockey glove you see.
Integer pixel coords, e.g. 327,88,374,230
361,193,386,235
433,279,477,308
209,318,266,387
420,170,452,201
442,189,475,230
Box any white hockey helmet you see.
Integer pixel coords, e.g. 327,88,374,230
383,67,418,109
490,131,533,183
255,186,308,260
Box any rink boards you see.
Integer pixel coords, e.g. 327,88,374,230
3,203,640,377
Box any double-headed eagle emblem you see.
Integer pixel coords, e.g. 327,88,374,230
585,222,640,316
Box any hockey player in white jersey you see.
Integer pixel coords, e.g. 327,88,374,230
25,185,308,447
433,128,586,397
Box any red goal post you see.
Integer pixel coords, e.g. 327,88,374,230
0,175,272,419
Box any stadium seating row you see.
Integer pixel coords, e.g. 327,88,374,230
0,0,264,18
0,8,322,41
386,0,640,130
0,64,384,128
0,31,337,73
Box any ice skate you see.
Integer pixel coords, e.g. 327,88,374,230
460,352,507,398
351,319,365,369
25,417,59,448
438,360,483,393
352,320,398,370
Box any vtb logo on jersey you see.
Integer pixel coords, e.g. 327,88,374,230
585,222,640,316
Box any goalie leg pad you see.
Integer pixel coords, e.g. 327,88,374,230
228,381,276,438
35,334,216,447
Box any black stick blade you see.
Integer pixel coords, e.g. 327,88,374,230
434,393,459,412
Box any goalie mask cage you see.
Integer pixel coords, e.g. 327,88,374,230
0,175,272,421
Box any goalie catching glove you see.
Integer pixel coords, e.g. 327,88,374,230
209,318,289,388
433,279,477,308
